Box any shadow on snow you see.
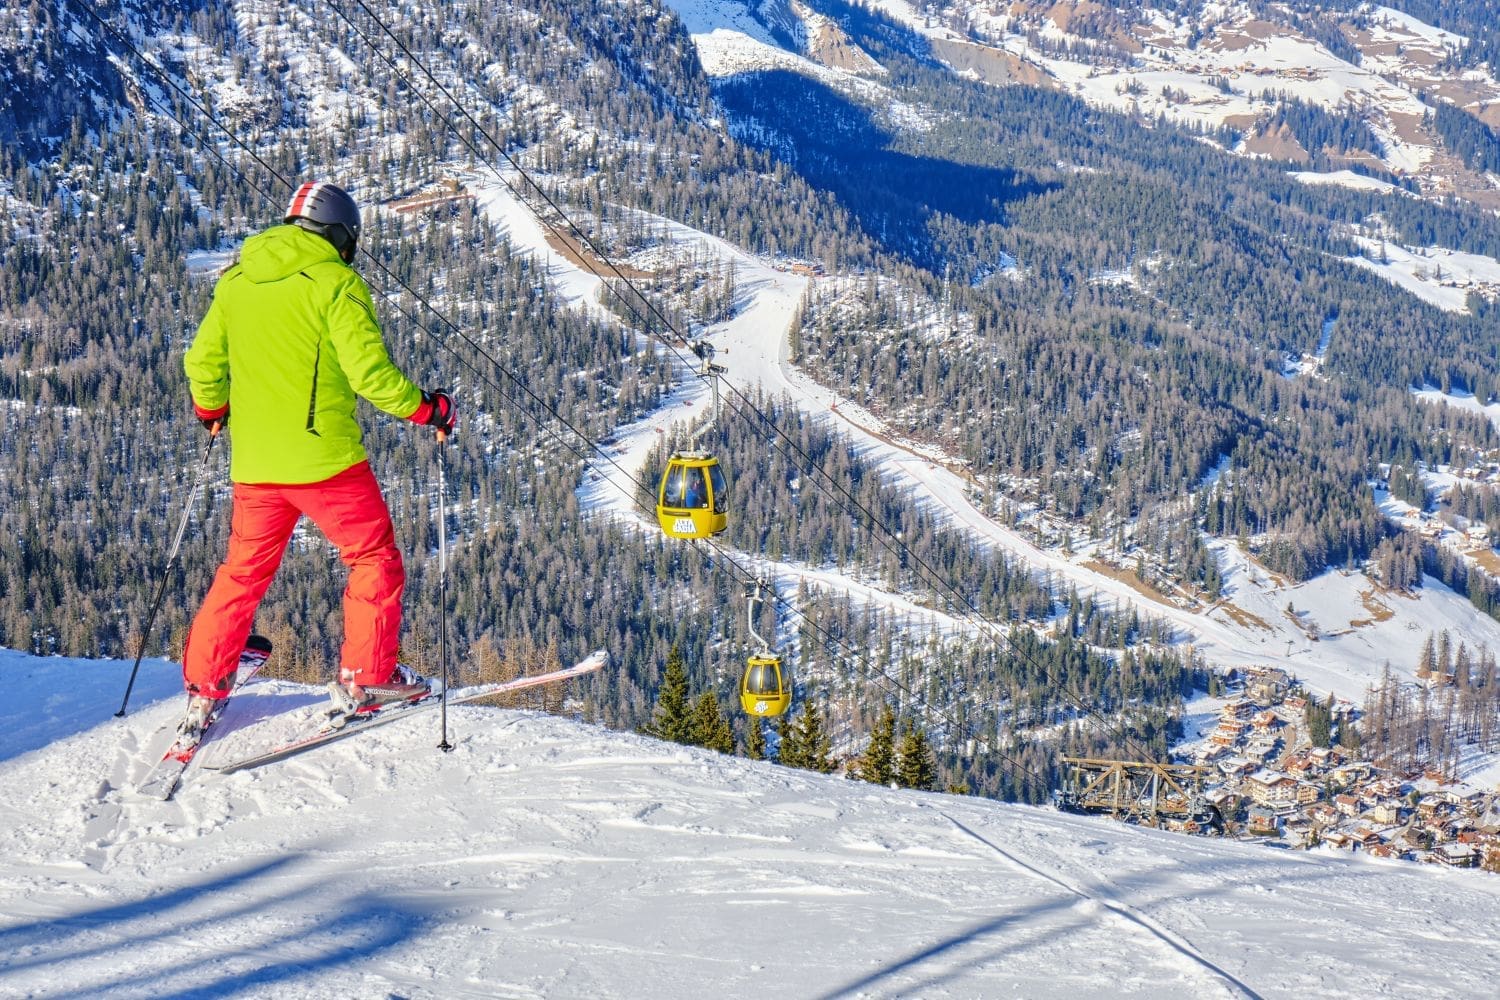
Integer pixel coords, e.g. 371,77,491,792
0,854,430,998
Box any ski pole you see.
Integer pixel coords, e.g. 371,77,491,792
436,428,453,752
116,423,221,717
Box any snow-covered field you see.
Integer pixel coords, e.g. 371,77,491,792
3,654,1499,999
1345,235,1500,314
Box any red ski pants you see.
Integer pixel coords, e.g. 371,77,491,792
183,460,404,695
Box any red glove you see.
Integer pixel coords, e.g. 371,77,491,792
409,389,455,435
193,400,228,433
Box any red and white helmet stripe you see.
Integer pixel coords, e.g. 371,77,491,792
285,181,328,221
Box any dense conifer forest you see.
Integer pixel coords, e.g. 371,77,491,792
5,0,1500,799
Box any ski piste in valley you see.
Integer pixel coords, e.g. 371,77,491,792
4,650,1500,998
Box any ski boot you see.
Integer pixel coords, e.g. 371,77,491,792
176,694,223,743
325,664,430,726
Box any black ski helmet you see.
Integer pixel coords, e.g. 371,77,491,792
284,181,361,261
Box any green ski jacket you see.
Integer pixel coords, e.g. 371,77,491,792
184,224,423,484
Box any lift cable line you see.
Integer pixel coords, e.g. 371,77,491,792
326,0,1177,764
60,1,973,745
155,0,1175,771
326,0,977,614
71,0,1168,778
59,2,944,756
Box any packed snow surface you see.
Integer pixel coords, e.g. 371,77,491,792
3,654,1500,998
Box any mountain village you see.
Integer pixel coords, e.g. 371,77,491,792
1171,665,1500,872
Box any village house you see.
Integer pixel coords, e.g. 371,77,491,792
1282,815,1314,846
1368,801,1402,825
1295,782,1321,806
1247,769,1299,808
1334,793,1362,818
1250,710,1280,732
1217,718,1251,738
1422,817,1460,844
1244,740,1278,763
1307,803,1340,827
1445,790,1484,813
1247,805,1280,836
1331,762,1371,787
1204,786,1239,814
1323,830,1353,850
1417,796,1447,821
1218,757,1258,779
1432,843,1478,868
1285,754,1316,779
1221,698,1256,720
1195,743,1231,764
1207,729,1239,749
1247,669,1291,703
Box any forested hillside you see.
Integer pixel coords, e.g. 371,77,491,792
4,0,1500,800
721,2,1500,586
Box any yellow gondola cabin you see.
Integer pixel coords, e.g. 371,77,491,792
740,653,790,717
656,453,728,539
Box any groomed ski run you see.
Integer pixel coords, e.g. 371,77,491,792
2,652,1498,999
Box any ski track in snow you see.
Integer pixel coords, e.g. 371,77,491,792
3,664,1500,997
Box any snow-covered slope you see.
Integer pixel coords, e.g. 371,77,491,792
662,1,1500,310
2,654,1498,998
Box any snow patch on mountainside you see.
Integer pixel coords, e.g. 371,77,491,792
860,0,1499,185
1415,386,1500,435
1344,235,1500,314
1289,169,1407,195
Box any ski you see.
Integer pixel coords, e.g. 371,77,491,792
206,649,609,775
135,635,274,800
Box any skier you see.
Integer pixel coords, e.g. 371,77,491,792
178,181,455,735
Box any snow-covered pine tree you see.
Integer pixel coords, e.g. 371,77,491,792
896,721,936,790
780,701,835,774
856,703,897,785
745,717,766,761
641,645,693,744
690,692,734,754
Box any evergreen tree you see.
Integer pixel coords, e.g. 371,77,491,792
641,644,693,743
775,711,799,768
1305,693,1334,748
690,691,735,754
856,702,897,785
1338,712,1362,752
746,717,766,761
781,701,835,773
896,721,937,790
